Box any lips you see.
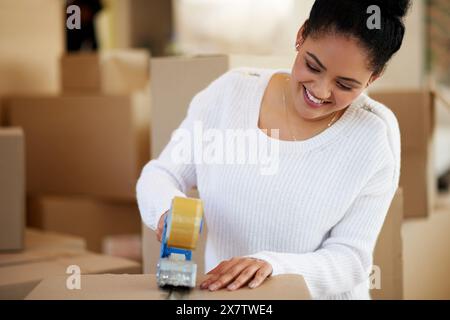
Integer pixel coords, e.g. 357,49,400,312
302,85,331,109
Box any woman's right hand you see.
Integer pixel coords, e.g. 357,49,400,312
156,211,169,242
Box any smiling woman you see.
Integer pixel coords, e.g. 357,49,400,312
137,0,410,300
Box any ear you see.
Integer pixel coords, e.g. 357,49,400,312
366,73,382,87
296,21,308,48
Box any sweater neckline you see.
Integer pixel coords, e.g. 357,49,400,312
251,68,365,153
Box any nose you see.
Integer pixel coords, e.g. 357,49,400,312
310,81,332,101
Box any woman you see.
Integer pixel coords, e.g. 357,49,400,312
137,0,409,299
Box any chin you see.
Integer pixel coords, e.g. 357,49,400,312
292,94,324,120
292,103,318,121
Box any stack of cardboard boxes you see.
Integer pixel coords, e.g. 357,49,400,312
0,49,151,299
0,229,140,299
2,50,151,255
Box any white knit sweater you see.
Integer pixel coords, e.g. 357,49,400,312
136,67,401,300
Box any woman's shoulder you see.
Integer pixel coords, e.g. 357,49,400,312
351,93,401,146
351,93,401,180
352,94,399,132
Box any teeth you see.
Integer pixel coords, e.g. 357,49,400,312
306,88,325,104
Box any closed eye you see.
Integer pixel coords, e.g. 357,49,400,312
305,61,320,73
337,82,353,91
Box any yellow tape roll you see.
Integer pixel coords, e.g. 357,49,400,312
167,196,204,250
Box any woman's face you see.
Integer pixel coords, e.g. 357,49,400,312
290,31,377,121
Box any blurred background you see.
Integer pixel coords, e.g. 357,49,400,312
0,0,449,300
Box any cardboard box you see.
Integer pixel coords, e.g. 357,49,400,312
61,50,150,94
27,196,142,253
370,90,435,218
0,227,140,299
0,253,141,300
0,128,25,251
402,192,450,299
150,55,229,157
24,228,85,253
0,0,63,96
371,189,404,300
102,234,141,262
0,228,85,268
4,92,150,200
25,274,310,300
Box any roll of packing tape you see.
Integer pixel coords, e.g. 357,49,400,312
166,196,204,250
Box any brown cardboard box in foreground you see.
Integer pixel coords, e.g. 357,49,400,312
370,90,435,218
372,188,403,300
27,196,142,253
0,229,140,300
4,92,150,200
0,253,141,300
0,128,25,251
25,274,310,300
61,50,150,94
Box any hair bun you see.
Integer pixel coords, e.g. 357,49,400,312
377,0,411,19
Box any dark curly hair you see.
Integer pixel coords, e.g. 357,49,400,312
302,0,411,75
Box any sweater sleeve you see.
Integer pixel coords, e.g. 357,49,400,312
246,154,399,299
136,72,228,230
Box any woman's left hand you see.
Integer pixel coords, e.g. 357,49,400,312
200,257,273,291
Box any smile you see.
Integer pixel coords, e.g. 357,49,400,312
302,85,331,108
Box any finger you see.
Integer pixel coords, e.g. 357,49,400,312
208,259,254,291
248,263,273,289
206,260,229,274
200,273,221,289
201,261,231,289
226,264,260,291
201,258,246,289
206,257,237,275
206,262,225,275
156,228,162,242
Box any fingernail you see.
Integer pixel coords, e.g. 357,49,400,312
227,284,236,290
209,284,218,291
248,281,256,289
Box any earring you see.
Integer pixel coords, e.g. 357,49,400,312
295,43,301,51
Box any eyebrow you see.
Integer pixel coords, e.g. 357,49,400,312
306,51,363,86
